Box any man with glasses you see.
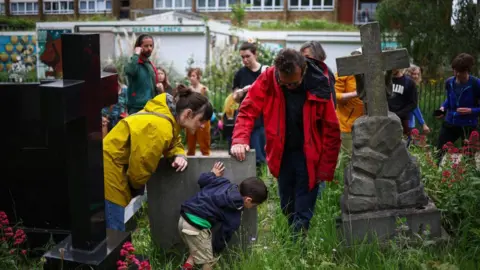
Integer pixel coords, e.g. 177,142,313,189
230,49,341,239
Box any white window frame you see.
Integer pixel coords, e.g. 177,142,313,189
288,0,334,11
43,0,75,14
79,0,112,14
10,1,39,15
197,0,282,12
154,0,193,10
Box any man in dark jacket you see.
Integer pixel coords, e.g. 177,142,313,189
179,162,268,270
230,49,341,238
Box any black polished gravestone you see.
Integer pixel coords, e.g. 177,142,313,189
0,33,131,269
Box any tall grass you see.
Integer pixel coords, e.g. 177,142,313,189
131,160,480,270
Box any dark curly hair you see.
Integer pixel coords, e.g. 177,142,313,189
274,48,306,74
451,53,475,73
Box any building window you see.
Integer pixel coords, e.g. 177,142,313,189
10,2,39,15
0,3,5,15
79,0,112,14
288,0,333,10
155,0,192,10
356,1,378,24
44,0,74,14
197,0,281,11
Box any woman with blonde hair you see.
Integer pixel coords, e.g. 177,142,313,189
405,64,430,134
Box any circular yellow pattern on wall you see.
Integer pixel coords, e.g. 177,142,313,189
11,53,19,62
22,35,29,44
6,63,12,71
5,43,13,53
10,36,19,44
16,44,24,53
0,52,8,62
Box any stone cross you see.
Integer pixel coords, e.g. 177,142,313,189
336,22,410,117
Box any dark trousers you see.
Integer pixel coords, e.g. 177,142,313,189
435,123,475,163
250,126,266,166
278,151,319,234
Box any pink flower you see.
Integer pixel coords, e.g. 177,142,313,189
9,249,15,254
116,260,128,270
411,128,420,136
140,261,152,270
21,249,27,255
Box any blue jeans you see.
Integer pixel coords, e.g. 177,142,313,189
278,151,319,233
250,126,266,166
105,200,125,231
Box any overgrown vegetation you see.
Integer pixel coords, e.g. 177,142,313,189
248,19,359,32
376,0,480,77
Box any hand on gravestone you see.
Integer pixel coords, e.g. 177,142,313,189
211,161,226,177
172,156,188,172
230,144,250,161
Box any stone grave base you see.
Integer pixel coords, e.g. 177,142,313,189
43,229,131,269
147,151,257,252
339,200,442,245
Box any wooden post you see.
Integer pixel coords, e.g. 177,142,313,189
5,0,10,17
74,0,79,19
38,0,44,21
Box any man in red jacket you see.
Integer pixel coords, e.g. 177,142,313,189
230,49,341,236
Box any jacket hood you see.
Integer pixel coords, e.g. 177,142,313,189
222,184,244,210
143,93,177,122
304,57,332,100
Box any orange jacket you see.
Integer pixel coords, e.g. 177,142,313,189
335,73,364,133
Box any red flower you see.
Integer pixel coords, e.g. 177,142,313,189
442,170,451,178
131,92,137,97
9,249,15,254
411,128,420,136
21,249,27,255
139,261,152,270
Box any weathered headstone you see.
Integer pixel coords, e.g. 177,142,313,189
335,22,441,244
147,151,257,251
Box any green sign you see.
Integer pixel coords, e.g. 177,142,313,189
117,26,205,34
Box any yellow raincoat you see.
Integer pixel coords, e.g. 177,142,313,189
103,93,185,207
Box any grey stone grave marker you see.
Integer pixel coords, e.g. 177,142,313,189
147,151,257,251
335,22,441,244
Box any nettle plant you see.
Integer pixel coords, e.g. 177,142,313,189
0,211,29,268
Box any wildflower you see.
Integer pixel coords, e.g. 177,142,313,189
139,261,152,270
332,248,337,252
21,249,27,255
4,227,14,238
117,260,128,270
411,128,420,136
10,249,15,254
442,170,451,178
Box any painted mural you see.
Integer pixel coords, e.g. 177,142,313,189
0,34,37,73
37,29,72,79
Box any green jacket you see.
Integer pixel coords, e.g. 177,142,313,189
125,54,157,112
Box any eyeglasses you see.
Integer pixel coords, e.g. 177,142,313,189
276,66,307,88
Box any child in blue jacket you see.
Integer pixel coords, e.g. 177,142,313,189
179,162,268,270
436,53,480,162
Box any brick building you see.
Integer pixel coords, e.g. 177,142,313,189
0,0,379,25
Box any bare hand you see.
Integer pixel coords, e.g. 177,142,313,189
422,124,430,134
230,144,250,161
456,107,472,115
156,83,164,93
102,116,109,127
172,156,188,172
134,47,142,55
436,107,445,119
211,161,225,177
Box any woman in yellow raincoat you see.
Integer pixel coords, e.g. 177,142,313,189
103,84,213,231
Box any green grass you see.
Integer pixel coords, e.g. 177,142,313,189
247,19,359,32
131,161,480,270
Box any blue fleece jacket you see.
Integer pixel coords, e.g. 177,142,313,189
442,76,480,127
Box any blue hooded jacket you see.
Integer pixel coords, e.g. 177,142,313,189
442,76,480,127
180,172,244,253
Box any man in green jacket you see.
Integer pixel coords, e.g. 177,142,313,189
125,34,161,114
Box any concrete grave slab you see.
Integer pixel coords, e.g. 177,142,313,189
147,151,257,252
